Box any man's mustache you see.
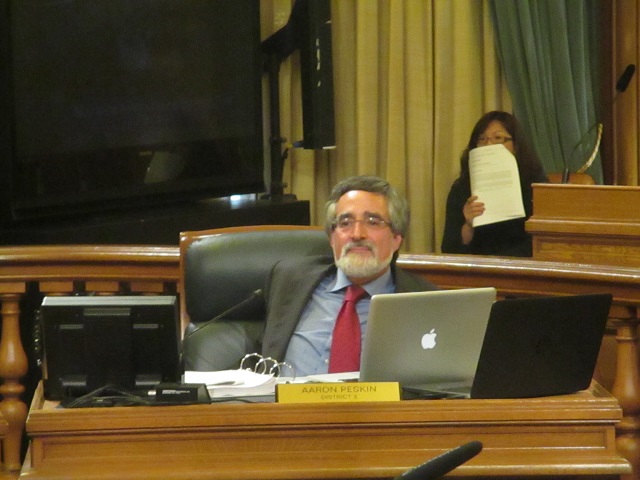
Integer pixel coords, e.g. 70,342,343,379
342,241,375,255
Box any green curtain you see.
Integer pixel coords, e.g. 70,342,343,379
488,0,602,183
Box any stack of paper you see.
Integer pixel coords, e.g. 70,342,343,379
183,369,277,398
469,144,525,227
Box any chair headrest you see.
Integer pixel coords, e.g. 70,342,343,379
184,229,331,324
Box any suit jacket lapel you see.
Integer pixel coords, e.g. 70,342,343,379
263,258,335,360
284,264,331,315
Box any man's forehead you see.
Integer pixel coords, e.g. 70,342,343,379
337,190,385,203
335,191,388,213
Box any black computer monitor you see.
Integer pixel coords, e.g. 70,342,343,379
38,295,180,400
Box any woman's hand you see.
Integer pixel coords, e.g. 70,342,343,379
461,196,485,245
463,195,485,227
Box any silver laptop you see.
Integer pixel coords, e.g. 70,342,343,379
359,287,497,392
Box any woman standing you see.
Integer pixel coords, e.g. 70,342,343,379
441,111,548,257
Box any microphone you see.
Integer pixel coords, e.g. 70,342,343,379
183,289,264,339
561,64,636,183
616,64,636,94
394,441,483,480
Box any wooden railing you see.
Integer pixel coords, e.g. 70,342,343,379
0,245,179,474
0,246,639,478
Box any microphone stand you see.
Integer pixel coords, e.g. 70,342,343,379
183,289,264,339
563,64,635,183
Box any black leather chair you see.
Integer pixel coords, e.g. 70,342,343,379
180,225,331,371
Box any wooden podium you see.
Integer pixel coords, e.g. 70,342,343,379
527,183,640,478
526,183,640,266
20,381,630,479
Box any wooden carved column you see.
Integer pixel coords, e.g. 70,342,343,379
611,312,640,480
0,293,28,473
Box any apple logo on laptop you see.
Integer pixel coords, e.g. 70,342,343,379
421,328,437,349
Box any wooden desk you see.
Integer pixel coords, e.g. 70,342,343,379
21,382,630,480
0,246,638,478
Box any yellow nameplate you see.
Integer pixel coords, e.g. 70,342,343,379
276,382,400,403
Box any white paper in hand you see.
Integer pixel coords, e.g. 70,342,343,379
469,144,525,227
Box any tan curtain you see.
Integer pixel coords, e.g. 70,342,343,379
262,0,511,253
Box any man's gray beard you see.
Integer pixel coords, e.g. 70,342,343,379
335,247,394,280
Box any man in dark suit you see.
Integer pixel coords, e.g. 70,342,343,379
262,175,438,377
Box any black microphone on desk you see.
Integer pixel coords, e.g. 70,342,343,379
183,289,264,339
394,440,483,480
561,63,636,183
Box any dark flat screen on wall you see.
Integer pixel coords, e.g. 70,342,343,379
0,0,264,221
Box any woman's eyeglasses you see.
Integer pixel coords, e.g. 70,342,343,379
477,133,513,146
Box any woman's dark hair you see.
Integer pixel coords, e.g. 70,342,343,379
458,111,544,184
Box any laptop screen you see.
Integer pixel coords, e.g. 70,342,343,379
360,287,497,386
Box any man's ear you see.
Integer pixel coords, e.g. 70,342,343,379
393,234,403,252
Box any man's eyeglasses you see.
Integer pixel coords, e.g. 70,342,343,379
477,134,513,146
333,215,392,232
